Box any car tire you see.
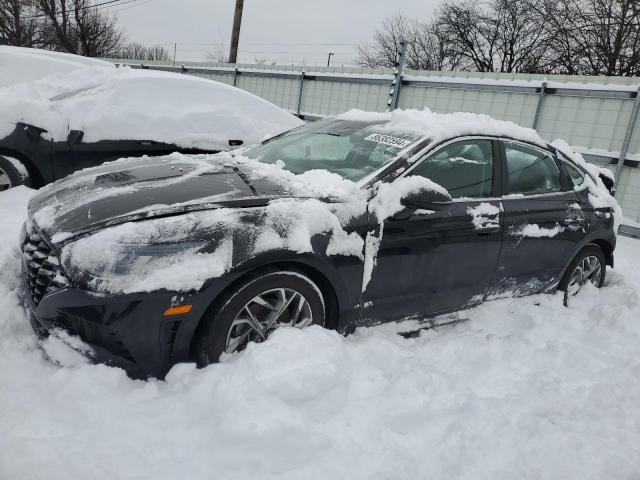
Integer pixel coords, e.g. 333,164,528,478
0,155,31,191
559,244,606,299
194,268,326,366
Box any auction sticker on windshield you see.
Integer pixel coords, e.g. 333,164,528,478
364,133,412,149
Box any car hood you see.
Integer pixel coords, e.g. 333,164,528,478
28,155,295,244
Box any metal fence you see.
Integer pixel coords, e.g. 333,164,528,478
104,58,640,229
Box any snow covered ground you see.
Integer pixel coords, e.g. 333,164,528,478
1,186,640,479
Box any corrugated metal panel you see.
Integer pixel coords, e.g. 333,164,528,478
628,110,640,155
188,70,234,85
615,167,640,222
237,75,300,111
398,86,538,126
537,96,634,152
302,80,388,115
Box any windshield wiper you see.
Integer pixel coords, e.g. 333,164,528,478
232,166,257,195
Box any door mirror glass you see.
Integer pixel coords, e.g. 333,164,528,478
67,130,84,146
599,172,615,195
400,187,452,210
505,143,561,195
409,139,494,199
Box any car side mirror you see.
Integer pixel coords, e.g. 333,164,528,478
24,124,48,143
67,130,84,146
400,188,452,211
599,172,615,195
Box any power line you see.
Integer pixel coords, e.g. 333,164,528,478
119,41,360,47
24,0,143,20
111,0,152,12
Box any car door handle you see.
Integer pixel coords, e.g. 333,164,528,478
476,223,500,233
477,228,500,236
562,218,584,227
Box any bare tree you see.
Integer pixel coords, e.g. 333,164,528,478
0,0,41,47
437,0,551,73
117,42,171,61
539,0,640,76
35,0,124,57
204,43,226,63
357,14,459,71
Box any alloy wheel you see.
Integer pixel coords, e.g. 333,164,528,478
225,287,313,353
0,166,12,192
567,255,602,296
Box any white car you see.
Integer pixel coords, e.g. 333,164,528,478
0,47,303,189
0,45,113,88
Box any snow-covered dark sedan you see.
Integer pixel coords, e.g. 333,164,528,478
20,110,619,378
0,48,302,191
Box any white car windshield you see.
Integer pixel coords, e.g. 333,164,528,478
246,119,422,181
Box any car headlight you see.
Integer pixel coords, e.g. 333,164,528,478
61,238,211,294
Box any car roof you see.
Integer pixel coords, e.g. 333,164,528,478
334,109,548,150
0,64,303,150
0,46,114,88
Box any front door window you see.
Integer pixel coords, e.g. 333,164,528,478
409,139,494,198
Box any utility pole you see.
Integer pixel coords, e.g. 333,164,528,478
326,52,334,68
228,0,245,64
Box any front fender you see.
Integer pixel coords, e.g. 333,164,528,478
1,123,53,186
222,247,364,323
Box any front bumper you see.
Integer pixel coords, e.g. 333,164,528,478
23,280,227,379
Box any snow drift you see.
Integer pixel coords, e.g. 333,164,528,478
1,186,640,479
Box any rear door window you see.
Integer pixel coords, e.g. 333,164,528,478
505,143,561,195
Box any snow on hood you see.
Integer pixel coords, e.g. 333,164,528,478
337,108,547,148
28,151,366,244
37,153,368,295
0,45,114,87
0,64,303,149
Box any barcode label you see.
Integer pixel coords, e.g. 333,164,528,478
364,133,412,149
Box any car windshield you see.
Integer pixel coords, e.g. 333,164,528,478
245,119,422,181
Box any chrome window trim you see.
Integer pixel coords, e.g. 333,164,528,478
501,190,576,200
451,197,503,203
503,138,554,158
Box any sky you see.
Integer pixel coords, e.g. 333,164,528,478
114,0,441,66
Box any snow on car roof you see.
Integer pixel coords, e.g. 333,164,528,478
336,108,547,148
0,45,114,88
0,62,303,150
